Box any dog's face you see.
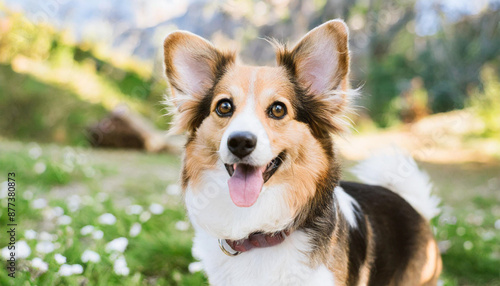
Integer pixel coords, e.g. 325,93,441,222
164,20,352,239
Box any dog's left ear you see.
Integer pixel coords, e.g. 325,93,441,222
276,19,350,95
276,20,352,135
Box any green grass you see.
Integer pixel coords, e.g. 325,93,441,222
0,64,108,146
0,139,499,285
0,139,205,285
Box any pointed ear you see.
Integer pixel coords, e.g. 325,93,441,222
275,20,353,135
163,31,235,133
276,19,350,95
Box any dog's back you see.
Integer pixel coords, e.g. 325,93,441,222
341,182,441,285
339,151,442,285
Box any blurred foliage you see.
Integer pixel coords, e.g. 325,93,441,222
417,10,500,113
0,8,169,146
351,1,500,126
468,66,500,140
365,55,415,127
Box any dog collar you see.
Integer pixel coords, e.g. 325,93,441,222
218,230,290,257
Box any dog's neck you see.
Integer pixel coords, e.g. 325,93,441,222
292,144,341,256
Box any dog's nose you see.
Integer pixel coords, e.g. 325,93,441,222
227,132,257,158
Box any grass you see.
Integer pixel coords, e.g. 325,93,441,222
0,139,205,285
0,139,499,285
0,64,108,146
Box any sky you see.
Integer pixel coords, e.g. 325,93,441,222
2,0,496,58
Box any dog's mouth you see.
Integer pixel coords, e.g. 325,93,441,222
224,152,286,207
224,151,286,182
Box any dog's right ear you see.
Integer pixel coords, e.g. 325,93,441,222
163,31,235,133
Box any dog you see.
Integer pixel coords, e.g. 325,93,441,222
163,19,442,286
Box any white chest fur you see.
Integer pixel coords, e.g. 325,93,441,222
184,168,294,240
191,227,336,286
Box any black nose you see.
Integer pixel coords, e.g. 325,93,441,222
227,132,257,158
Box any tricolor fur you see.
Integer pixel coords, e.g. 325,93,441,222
163,20,442,286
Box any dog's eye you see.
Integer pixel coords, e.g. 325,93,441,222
216,99,233,117
269,102,287,119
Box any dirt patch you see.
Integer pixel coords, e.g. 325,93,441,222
337,110,499,164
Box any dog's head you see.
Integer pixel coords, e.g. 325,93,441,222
164,20,352,238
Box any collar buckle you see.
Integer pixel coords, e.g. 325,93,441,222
218,239,241,257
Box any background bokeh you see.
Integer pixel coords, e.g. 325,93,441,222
0,0,499,285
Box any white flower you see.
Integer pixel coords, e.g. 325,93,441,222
129,223,142,237
481,230,495,241
0,181,7,199
53,206,64,217
188,262,203,273
17,241,32,258
149,203,164,215
106,237,128,253
71,264,83,274
54,253,67,264
67,195,81,212
36,241,55,254
31,258,48,273
98,213,116,225
92,230,104,240
43,208,57,220
80,225,95,235
166,184,181,195
58,264,83,276
139,211,151,223
113,256,130,276
34,162,47,174
81,250,101,263
463,241,474,250
32,198,47,209
175,221,190,231
1,247,10,259
495,219,500,230
39,231,56,241
28,143,42,159
58,264,73,276
25,230,37,240
2,241,32,259
57,215,72,225
126,205,143,215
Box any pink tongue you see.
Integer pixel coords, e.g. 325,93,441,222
228,164,265,207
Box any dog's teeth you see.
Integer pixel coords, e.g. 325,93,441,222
225,164,235,177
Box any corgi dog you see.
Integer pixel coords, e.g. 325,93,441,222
163,20,442,286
